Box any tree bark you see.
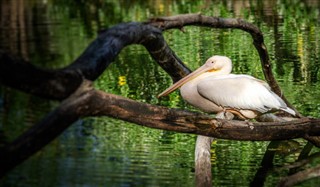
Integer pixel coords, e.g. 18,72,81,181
194,112,234,187
195,135,213,187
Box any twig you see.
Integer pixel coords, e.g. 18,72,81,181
278,165,320,187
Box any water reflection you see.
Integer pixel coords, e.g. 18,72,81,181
55,118,195,186
1,0,320,186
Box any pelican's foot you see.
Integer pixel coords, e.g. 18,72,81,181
216,111,234,120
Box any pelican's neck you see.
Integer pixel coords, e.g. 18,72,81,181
218,63,232,75
214,69,231,76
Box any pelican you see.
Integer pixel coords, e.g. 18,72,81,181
158,55,296,119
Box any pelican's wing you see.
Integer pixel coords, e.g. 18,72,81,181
197,75,290,113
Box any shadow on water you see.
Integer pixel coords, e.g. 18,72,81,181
1,0,320,186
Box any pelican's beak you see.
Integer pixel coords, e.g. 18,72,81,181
157,64,213,98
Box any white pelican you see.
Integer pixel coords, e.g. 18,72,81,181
158,55,296,119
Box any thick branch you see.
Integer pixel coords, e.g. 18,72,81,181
88,92,319,139
67,22,190,81
0,81,93,176
0,51,82,100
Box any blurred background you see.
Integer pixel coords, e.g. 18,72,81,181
1,0,320,186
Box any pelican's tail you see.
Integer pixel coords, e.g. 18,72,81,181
280,107,296,116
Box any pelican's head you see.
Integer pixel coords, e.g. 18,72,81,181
158,55,233,98
204,55,232,75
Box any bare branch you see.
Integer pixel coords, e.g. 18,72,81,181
0,51,82,100
278,165,320,187
81,92,319,139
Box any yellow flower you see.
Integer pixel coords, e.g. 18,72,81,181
118,76,126,86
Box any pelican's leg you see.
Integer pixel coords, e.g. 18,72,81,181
216,110,235,120
225,109,248,120
224,111,234,120
216,111,226,119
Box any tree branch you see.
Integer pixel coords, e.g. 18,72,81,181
75,91,320,139
278,165,320,187
0,51,82,100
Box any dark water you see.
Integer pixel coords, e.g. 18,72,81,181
1,0,320,186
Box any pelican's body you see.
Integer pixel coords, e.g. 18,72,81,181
158,56,295,119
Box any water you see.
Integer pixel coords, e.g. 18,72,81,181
1,0,320,186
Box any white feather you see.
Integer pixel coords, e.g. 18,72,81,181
197,74,293,114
